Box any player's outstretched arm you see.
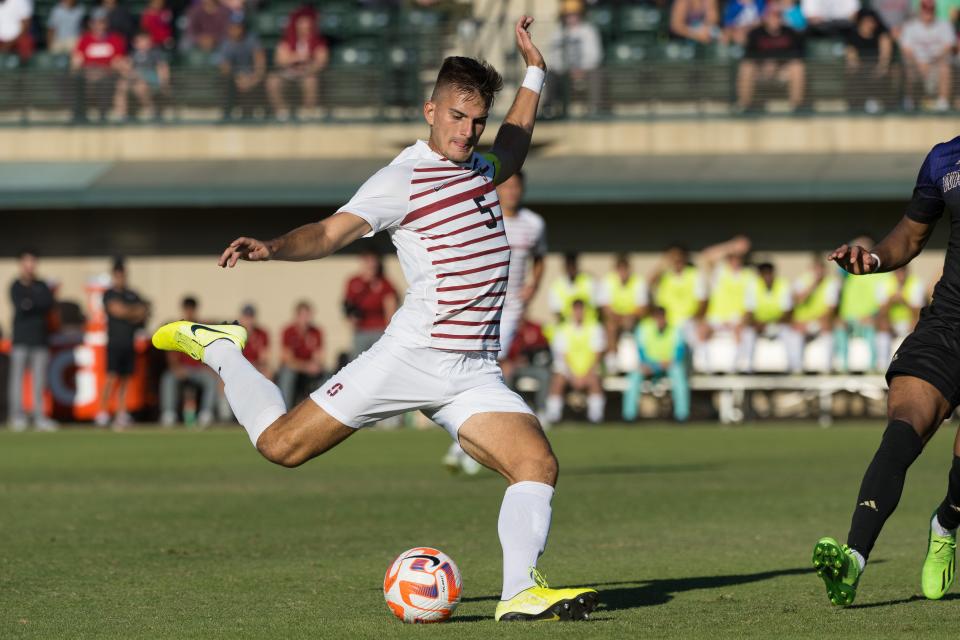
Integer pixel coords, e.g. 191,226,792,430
218,212,372,268
828,215,935,275
487,16,546,185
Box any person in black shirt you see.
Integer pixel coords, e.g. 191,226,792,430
814,138,960,605
7,250,56,431
95,259,149,429
845,9,894,113
736,1,806,112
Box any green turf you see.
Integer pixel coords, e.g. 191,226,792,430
1,422,957,639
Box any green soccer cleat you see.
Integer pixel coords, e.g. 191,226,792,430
812,537,861,606
151,321,247,362
494,569,599,622
921,513,956,600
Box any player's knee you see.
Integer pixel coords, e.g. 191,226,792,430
256,429,309,468
514,448,558,486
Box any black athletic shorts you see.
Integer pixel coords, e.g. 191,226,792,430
887,313,960,408
107,344,136,376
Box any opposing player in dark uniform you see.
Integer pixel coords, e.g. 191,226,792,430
814,138,960,605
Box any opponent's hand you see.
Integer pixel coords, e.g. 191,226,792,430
828,244,879,275
516,16,546,70
219,237,272,268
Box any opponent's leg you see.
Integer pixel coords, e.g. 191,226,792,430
923,426,960,599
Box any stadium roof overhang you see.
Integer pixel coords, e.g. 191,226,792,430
0,153,921,209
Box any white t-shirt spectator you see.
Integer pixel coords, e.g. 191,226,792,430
550,21,603,72
901,17,957,64
801,0,859,21
871,0,913,32
0,0,32,42
47,2,85,48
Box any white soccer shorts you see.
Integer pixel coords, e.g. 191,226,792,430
310,334,533,438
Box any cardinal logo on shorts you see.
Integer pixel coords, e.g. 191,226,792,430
327,383,344,397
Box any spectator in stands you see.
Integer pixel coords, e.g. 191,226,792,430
140,0,174,50
342,248,398,358
276,300,325,409
702,235,754,371
72,9,128,121
0,0,33,60
872,0,913,38
845,8,894,113
792,253,840,372
117,31,170,120
7,250,56,432
835,235,888,372
543,0,603,118
623,305,690,422
96,258,149,430
102,0,136,44
218,17,266,120
670,0,721,44
549,252,598,324
722,0,765,45
743,261,802,373
649,244,708,341
47,0,86,55
801,0,858,37
266,12,329,121
501,315,553,426
736,1,807,113
184,0,230,53
875,266,925,368
546,299,606,424
900,0,956,112
239,303,270,375
160,296,219,427
597,253,647,373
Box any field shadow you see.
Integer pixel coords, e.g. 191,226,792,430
849,593,960,609
561,463,719,477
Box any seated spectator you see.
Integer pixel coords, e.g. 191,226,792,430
649,243,708,334
872,0,913,38
743,261,802,373
218,17,266,120
185,0,230,52
623,306,690,423
239,303,270,376
597,253,648,373
845,9,894,113
0,0,33,61
876,266,925,367
548,252,598,325
792,253,840,371
546,299,606,424
102,0,136,44
835,236,888,372
71,9,128,121
500,315,552,426
670,0,721,44
117,31,170,120
140,0,174,50
801,0,858,37
701,237,755,371
342,248,397,358
723,0,765,45
543,0,603,119
47,0,86,55
900,0,956,112
159,296,219,427
276,300,325,409
266,12,329,121
736,1,807,112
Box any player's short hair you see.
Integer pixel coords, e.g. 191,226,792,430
650,305,667,316
572,298,586,308
431,57,503,109
615,253,630,268
182,296,198,309
757,262,775,274
112,256,126,273
295,300,312,313
17,248,38,260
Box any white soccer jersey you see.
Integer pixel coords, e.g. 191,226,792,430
502,207,547,313
338,140,509,353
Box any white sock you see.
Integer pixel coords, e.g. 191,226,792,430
849,548,867,573
932,513,957,537
587,393,605,423
498,481,554,600
203,340,286,447
545,395,563,424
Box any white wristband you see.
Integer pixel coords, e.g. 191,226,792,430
521,66,545,94
870,252,881,272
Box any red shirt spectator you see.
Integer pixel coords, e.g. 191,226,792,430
243,326,269,364
75,30,126,66
282,323,323,361
141,0,173,48
344,275,398,332
507,319,550,363
186,0,230,52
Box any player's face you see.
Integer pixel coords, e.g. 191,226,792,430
424,87,488,163
19,254,37,278
497,174,524,211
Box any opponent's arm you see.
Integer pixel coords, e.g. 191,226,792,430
828,215,936,275
487,16,546,185
218,212,372,268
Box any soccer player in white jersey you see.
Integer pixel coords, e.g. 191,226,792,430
443,169,547,474
151,17,598,622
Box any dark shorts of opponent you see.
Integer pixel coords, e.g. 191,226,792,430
887,312,960,409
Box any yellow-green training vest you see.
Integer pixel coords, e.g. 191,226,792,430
884,274,923,324
754,277,791,323
559,321,599,377
707,266,754,324
839,272,893,322
551,274,597,322
604,273,644,316
655,266,701,326
637,318,679,363
794,274,834,323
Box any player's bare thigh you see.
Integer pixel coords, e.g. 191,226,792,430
887,375,953,444
256,399,356,468
457,412,558,486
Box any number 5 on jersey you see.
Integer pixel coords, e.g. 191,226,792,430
474,195,497,229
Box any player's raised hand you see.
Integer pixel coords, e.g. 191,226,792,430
218,237,273,268
515,16,546,70
828,244,879,275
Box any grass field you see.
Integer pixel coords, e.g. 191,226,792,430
2,422,959,639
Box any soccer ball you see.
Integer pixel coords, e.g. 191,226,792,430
383,547,462,623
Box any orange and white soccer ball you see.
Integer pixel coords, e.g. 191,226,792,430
383,547,462,623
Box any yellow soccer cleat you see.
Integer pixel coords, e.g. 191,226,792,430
494,569,599,622
151,321,247,362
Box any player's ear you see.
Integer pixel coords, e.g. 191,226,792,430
423,101,435,127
